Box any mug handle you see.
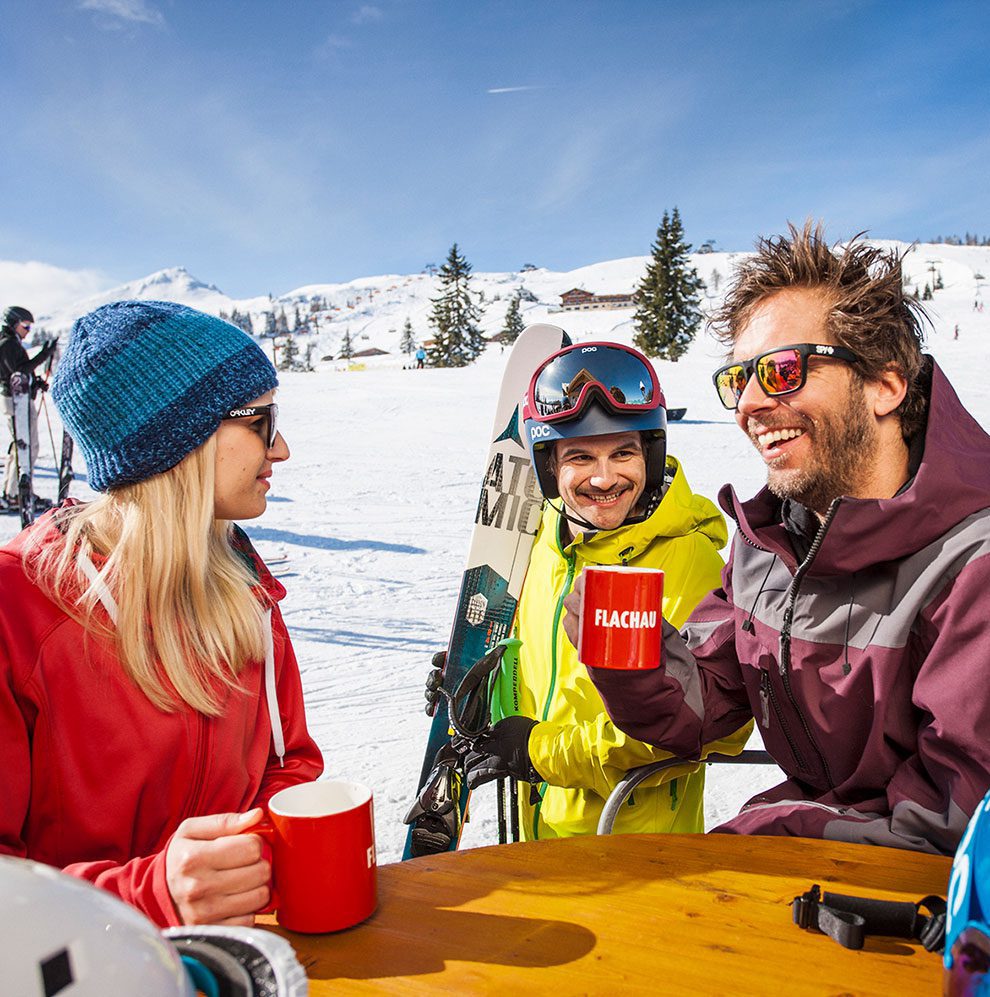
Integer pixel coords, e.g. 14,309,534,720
252,816,280,915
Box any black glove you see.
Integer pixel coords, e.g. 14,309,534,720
459,716,540,790
424,650,445,716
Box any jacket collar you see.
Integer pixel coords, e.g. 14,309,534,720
547,456,728,563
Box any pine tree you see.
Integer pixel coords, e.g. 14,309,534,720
427,243,485,368
278,335,299,371
275,308,289,335
339,328,355,361
633,208,704,362
400,318,416,356
501,291,525,343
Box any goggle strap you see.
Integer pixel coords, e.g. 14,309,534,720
792,883,947,952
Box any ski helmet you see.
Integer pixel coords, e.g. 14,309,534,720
945,790,990,995
0,854,192,995
522,341,667,502
0,855,310,996
2,305,34,332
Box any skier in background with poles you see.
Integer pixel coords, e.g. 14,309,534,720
1,306,56,513
430,342,752,841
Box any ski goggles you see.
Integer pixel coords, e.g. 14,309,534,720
712,342,861,411
945,793,990,996
220,402,279,448
527,342,663,423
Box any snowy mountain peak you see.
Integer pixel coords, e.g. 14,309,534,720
136,266,224,296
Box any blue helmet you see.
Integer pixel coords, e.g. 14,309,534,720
945,791,990,994
521,341,667,502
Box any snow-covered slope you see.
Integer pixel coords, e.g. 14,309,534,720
31,242,990,368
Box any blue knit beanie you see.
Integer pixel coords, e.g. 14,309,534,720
52,300,278,491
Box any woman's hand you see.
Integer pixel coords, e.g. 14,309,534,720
165,808,271,926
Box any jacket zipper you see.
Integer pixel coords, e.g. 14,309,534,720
532,542,577,839
759,668,805,769
183,713,211,819
776,500,841,789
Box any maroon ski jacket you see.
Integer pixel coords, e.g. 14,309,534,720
588,359,990,855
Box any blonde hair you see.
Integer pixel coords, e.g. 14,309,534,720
28,437,265,715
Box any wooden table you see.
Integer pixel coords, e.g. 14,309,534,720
260,834,951,995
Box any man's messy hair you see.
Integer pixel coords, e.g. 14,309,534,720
710,220,930,439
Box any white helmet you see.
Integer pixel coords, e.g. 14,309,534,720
0,856,308,996
0,855,191,996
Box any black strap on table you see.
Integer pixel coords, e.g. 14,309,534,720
792,884,947,952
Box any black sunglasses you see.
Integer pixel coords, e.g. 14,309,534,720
712,342,860,411
221,403,278,448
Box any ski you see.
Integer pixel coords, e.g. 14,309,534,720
402,323,569,860
57,430,74,502
9,372,34,527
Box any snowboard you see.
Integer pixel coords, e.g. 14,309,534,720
402,323,569,860
9,372,34,527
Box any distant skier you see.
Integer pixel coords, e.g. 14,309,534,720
430,342,750,840
1,306,55,513
415,346,426,369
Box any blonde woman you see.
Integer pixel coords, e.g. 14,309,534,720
0,301,323,928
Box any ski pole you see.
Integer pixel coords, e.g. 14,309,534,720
39,394,59,469
496,778,507,845
509,778,520,842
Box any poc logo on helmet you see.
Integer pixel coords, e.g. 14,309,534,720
815,345,835,355
581,346,598,353
530,425,552,439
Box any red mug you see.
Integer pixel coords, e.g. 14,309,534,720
257,779,377,933
578,565,664,670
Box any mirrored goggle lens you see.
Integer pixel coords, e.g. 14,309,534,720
715,366,748,408
532,346,655,418
946,928,990,997
757,349,804,394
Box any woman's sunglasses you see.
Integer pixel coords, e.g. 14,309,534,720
712,343,860,411
221,403,278,448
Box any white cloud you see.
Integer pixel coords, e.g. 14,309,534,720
351,5,383,25
316,33,354,57
78,0,165,27
0,261,113,316
487,85,545,95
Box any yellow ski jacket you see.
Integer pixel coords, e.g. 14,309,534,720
505,456,753,839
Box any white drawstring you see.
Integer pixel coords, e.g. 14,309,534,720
76,551,286,766
263,607,286,767
76,550,119,624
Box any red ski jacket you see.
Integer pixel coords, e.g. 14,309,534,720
0,515,324,926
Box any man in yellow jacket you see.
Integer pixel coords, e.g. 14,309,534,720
460,341,752,839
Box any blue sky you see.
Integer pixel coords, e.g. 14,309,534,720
2,1,988,298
